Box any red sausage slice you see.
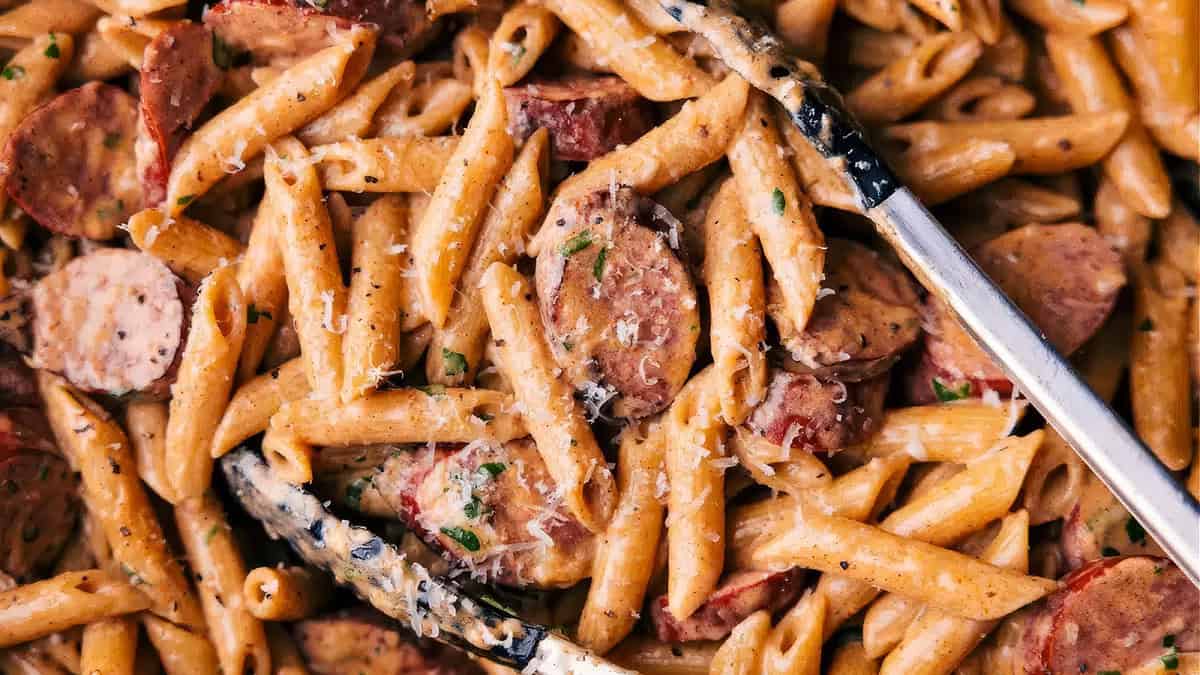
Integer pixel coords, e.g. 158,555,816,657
773,239,921,382
650,569,803,642
327,439,595,589
138,22,224,206
1019,556,1199,674
1,83,142,240
535,187,700,419
746,369,887,454
0,408,57,457
294,609,483,675
0,451,79,582
909,224,1125,403
30,249,188,398
0,344,38,407
504,77,655,161
205,0,431,65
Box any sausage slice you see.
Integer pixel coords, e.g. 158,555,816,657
0,451,79,582
205,0,431,65
1,83,142,240
324,439,595,589
0,408,57,457
31,249,188,398
746,369,887,454
535,187,699,419
650,569,802,642
773,239,921,382
504,77,655,161
1019,556,1199,674
294,609,483,675
910,224,1125,403
0,344,38,407
138,22,224,206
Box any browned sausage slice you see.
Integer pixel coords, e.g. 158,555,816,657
0,408,57,457
504,77,655,161
0,451,79,582
138,22,224,206
909,224,1125,403
746,369,887,454
0,344,38,407
30,249,188,398
325,439,595,589
294,609,483,675
1019,556,1199,674
650,569,803,642
773,239,921,382
1,83,142,240
535,187,699,419
205,0,431,65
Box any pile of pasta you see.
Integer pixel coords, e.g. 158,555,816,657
0,0,1197,673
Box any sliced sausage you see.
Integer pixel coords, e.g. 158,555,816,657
746,369,887,454
327,439,595,589
1019,556,1199,674
909,224,1125,403
504,77,655,161
1,83,142,240
0,451,79,582
1059,475,1164,571
650,569,803,642
205,0,431,65
0,344,38,407
0,408,57,457
773,239,921,382
535,186,699,419
138,23,224,207
294,609,483,675
30,249,188,398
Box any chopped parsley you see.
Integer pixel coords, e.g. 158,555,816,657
561,339,574,352
442,349,468,376
440,526,480,552
205,525,220,544
247,304,272,324
1125,516,1146,545
463,496,483,519
932,378,971,402
44,34,60,59
1162,651,1179,670
1,65,25,80
771,187,786,215
560,230,593,256
344,476,372,510
416,383,446,397
593,246,608,281
1101,546,1120,557
1097,672,1120,675
1164,634,1176,648
176,195,194,206
511,44,526,64
1138,318,1154,332
478,593,517,615
103,133,121,149
478,462,506,478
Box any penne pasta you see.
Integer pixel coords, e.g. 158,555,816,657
479,262,616,533
235,194,287,383
775,107,860,213
927,76,1036,122
775,0,838,61
264,624,309,675
212,358,310,458
243,566,332,622
487,3,559,87
373,76,474,138
862,593,921,659
140,614,219,675
0,0,98,39
312,136,459,192
297,61,414,146
761,590,824,675
851,401,1023,463
1130,265,1192,471
827,641,879,675
260,424,313,485
1007,0,1126,35
80,617,137,675
452,25,491,97
412,78,514,328
709,610,771,675
174,493,269,675
164,265,247,501
426,127,549,386
0,571,149,648
848,32,982,125
125,210,245,284
124,401,172,503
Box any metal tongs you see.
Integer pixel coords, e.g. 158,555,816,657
222,4,1200,673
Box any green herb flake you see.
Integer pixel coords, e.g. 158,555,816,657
1101,546,1121,557
1162,652,1179,670
344,476,372,510
511,44,526,64
478,462,506,478
473,412,494,423
212,36,236,70
44,34,60,59
561,339,574,352
103,132,121,149
932,378,971,402
771,187,786,215
440,526,481,552
1,65,25,80
176,195,194,206
559,230,593,256
1138,318,1154,332
442,348,468,376
1164,634,1176,648
37,464,49,481
478,593,517,615
247,304,272,325
1097,671,1120,675
1072,0,1085,5
463,496,482,519
416,383,446,397
205,525,220,544
1125,516,1147,545
593,246,608,281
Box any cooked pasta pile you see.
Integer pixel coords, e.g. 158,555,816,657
0,0,1197,673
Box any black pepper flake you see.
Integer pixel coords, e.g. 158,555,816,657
839,560,849,570
270,369,280,380
364,175,379,184
109,458,122,474
318,243,327,250
117,330,127,340
296,93,307,102
120,526,132,537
